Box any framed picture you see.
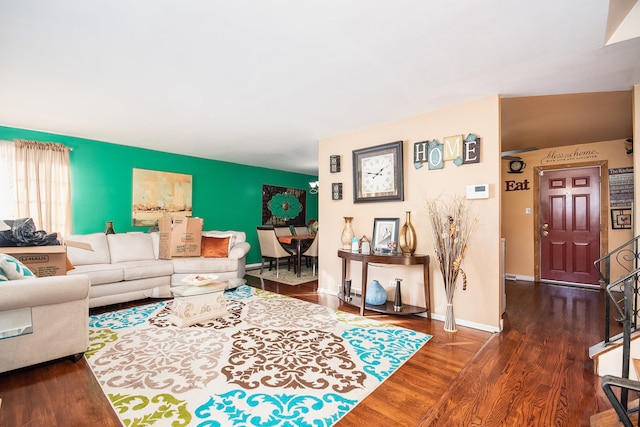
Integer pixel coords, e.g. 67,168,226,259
372,218,400,254
611,208,632,229
262,184,306,226
353,141,404,203
331,183,343,200
132,168,192,227
330,155,341,173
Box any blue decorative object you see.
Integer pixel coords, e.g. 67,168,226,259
365,280,387,305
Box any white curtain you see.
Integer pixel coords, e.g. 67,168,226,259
0,141,18,221
5,139,73,235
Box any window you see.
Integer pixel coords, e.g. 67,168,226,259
0,139,72,235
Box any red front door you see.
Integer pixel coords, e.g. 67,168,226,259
540,166,601,285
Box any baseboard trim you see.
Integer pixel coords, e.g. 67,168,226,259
505,273,534,282
318,287,501,333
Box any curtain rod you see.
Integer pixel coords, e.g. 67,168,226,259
14,139,74,151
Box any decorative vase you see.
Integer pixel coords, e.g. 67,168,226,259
344,279,352,301
365,280,387,305
393,278,403,312
104,221,115,234
444,303,457,332
399,211,416,254
341,217,355,250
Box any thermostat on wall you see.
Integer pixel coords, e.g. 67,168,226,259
466,184,489,199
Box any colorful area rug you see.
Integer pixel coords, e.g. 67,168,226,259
87,285,431,427
245,265,318,285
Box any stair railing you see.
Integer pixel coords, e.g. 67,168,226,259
594,234,640,345
594,234,640,423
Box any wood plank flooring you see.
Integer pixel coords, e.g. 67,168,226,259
0,277,627,426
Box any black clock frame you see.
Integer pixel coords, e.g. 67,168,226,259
352,140,404,203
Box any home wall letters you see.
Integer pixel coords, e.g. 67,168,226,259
414,133,480,169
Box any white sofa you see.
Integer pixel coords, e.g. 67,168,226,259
0,274,90,373
64,230,250,308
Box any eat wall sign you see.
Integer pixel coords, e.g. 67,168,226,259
413,133,480,170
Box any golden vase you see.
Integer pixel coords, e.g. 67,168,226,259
341,217,355,250
399,211,416,254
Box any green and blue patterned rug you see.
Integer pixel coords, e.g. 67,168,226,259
87,285,431,427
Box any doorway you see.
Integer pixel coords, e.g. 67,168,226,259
534,162,608,287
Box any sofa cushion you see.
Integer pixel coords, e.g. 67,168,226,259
201,236,230,258
150,232,160,259
120,260,174,281
0,253,35,280
67,264,124,285
107,233,156,263
171,257,240,274
65,233,111,266
228,242,250,260
203,230,246,243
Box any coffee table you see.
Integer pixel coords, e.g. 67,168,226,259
169,277,245,327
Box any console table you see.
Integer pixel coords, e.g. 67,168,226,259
337,250,430,318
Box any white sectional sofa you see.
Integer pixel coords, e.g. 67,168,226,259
64,230,250,308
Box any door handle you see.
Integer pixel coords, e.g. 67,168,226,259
542,230,549,236
542,223,549,230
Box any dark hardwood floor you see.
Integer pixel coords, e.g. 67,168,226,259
0,276,627,426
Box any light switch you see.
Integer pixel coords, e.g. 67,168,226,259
525,208,531,215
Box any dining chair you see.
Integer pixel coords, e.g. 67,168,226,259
256,228,296,277
274,226,297,251
302,231,319,276
273,227,292,237
293,226,309,236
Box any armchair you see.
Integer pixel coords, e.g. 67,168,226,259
0,274,90,373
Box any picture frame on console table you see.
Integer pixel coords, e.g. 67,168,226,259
372,218,399,254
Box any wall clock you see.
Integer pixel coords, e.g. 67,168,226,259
508,160,526,173
352,141,404,203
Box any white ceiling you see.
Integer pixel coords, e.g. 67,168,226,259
1,1,639,175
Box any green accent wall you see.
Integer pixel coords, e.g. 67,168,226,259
0,126,318,265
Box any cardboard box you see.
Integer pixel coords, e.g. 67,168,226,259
0,245,67,277
158,216,203,259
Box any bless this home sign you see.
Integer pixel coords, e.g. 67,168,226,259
413,134,480,169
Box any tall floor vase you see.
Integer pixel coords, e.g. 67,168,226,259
444,303,456,332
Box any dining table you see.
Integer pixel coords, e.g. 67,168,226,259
277,234,315,277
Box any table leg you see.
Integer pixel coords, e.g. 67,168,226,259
296,239,303,277
341,258,348,298
423,262,430,319
360,261,368,316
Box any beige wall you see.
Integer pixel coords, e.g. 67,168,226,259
317,96,502,331
501,139,634,281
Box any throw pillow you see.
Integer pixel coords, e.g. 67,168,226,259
0,253,35,280
201,231,236,250
66,256,75,271
201,236,230,258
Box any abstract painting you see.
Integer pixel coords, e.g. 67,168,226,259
132,168,193,227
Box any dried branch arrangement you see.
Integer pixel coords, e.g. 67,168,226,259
426,195,476,332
